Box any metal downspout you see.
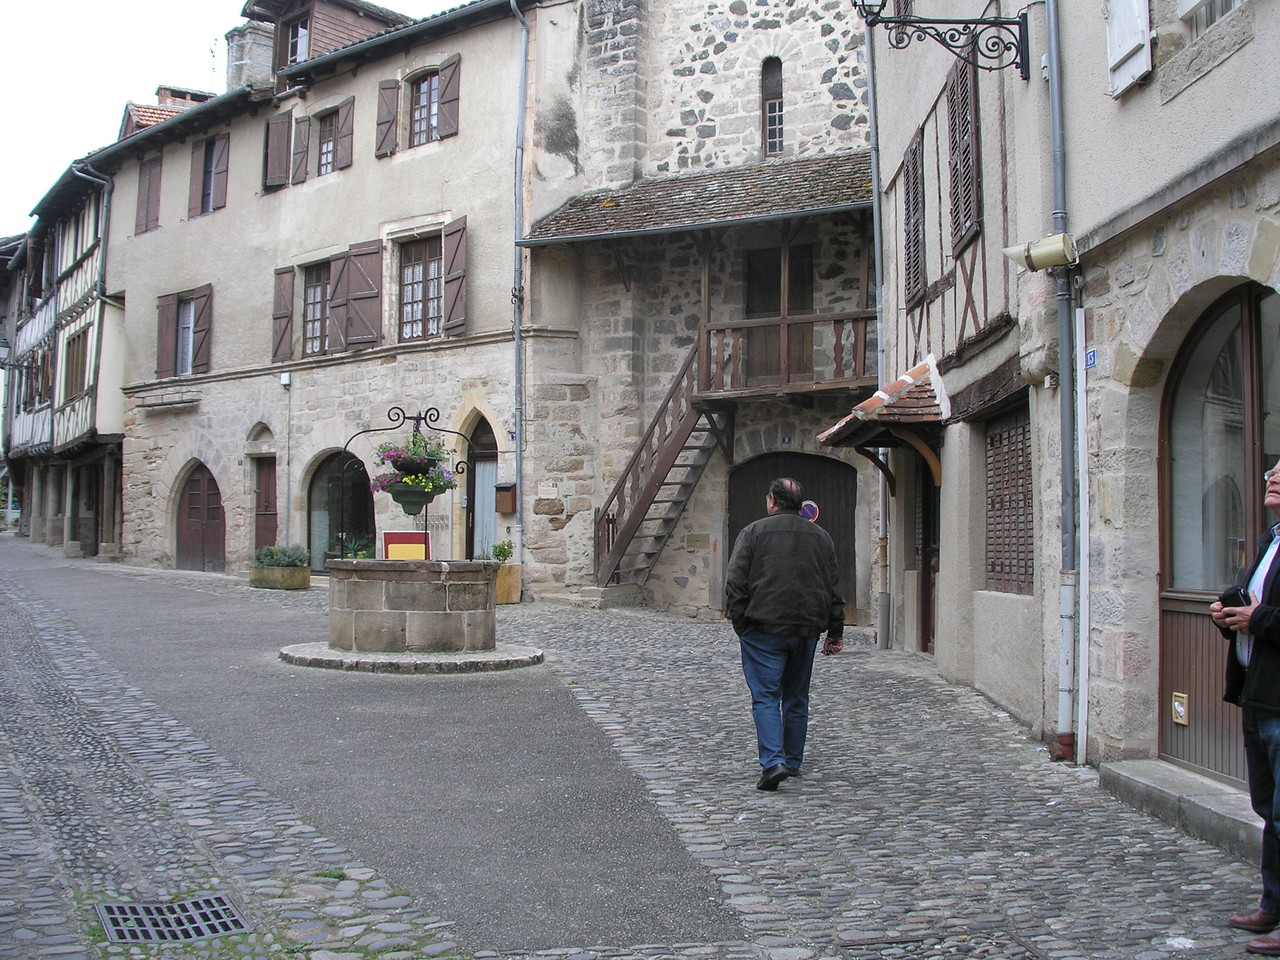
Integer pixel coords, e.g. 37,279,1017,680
509,0,529,563
864,19,891,650
1045,0,1079,762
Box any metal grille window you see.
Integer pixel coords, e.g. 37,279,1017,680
318,113,336,176
303,263,330,357
902,130,926,309
985,406,1033,594
762,58,783,156
410,73,440,147
399,237,443,341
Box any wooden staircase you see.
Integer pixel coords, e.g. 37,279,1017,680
594,347,733,587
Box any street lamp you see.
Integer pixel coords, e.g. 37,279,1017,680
852,0,1030,79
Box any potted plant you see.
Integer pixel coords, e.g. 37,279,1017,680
250,544,312,590
491,538,521,604
369,432,458,516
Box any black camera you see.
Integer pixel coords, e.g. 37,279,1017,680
1219,585,1251,608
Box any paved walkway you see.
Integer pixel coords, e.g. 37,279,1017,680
0,535,1263,960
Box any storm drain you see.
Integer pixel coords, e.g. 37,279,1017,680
95,895,251,943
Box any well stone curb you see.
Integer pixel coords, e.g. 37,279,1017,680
278,641,544,673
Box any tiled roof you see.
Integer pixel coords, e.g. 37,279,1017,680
524,151,873,245
817,356,948,448
126,103,185,130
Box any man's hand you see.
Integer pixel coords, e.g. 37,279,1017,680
1212,594,1259,633
822,635,843,656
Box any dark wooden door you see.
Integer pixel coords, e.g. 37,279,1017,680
727,452,857,621
917,458,939,655
177,464,225,572
254,457,278,551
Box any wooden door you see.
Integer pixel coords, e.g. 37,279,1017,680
254,457,278,551
727,452,857,621
176,464,225,572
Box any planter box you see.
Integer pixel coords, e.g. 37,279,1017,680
496,562,522,604
250,566,312,590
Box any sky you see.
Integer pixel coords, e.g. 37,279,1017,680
0,0,458,239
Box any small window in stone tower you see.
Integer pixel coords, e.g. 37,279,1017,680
762,58,784,156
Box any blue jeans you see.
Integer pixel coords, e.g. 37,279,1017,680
1243,707,1280,913
739,629,820,770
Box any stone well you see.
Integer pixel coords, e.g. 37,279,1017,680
327,559,498,653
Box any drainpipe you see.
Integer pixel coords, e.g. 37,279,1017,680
509,0,529,563
1074,303,1090,765
1045,0,1079,762
864,19,891,650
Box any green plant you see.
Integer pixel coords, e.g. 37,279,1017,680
491,539,515,563
254,544,310,567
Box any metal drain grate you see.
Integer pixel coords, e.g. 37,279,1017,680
96,895,252,943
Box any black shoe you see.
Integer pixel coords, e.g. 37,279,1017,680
756,763,789,791
784,767,801,779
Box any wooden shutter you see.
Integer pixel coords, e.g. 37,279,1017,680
272,267,295,362
327,252,350,354
438,54,461,140
947,58,981,254
264,114,292,187
190,284,213,374
156,293,178,379
344,240,383,347
985,405,1033,594
291,116,311,184
136,156,161,234
210,133,230,211
375,79,399,158
188,140,205,218
1106,0,1152,97
441,216,467,335
334,97,355,170
902,131,925,308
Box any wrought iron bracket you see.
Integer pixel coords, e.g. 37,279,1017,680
857,5,1031,80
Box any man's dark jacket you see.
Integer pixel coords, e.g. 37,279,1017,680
725,511,844,639
1222,529,1280,713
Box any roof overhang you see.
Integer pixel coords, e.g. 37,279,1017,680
520,151,874,247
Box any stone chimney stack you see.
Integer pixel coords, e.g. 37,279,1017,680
226,20,275,91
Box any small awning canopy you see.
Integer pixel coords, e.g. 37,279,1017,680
817,356,948,494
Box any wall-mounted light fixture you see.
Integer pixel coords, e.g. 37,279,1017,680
1003,232,1078,272
852,1,1031,79
0,338,11,368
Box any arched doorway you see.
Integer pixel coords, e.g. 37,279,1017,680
308,452,375,572
466,418,498,559
1160,283,1280,784
176,463,225,572
726,452,857,621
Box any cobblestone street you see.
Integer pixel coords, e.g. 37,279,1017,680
0,536,1262,960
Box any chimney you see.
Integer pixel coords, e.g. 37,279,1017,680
226,21,275,91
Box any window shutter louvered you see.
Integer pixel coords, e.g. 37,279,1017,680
291,116,311,184
334,97,355,169
947,58,981,254
441,216,467,335
1106,0,1152,97
211,133,230,211
188,141,205,218
264,114,292,187
438,54,461,139
344,241,383,346
272,267,295,362
375,80,399,158
327,252,350,354
190,284,213,374
136,157,162,234
903,132,925,308
156,293,178,379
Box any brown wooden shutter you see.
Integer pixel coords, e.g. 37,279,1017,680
156,293,178,379
211,133,230,211
327,252,350,354
291,116,311,184
264,114,292,187
334,97,355,170
438,54,461,140
188,140,205,218
947,58,981,254
375,79,399,158
344,240,383,347
272,267,295,362
441,216,466,335
903,131,925,308
136,157,161,234
190,284,213,374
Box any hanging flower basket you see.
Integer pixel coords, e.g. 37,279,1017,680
386,482,436,516
370,432,458,516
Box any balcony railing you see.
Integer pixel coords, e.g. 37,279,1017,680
698,309,876,398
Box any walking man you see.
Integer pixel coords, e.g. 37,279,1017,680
1212,460,1280,955
726,477,844,791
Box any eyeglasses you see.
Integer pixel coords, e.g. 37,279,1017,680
1267,468,1280,482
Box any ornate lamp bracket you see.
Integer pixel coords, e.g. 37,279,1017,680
855,3,1031,80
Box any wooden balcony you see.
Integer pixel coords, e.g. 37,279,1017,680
697,309,877,402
